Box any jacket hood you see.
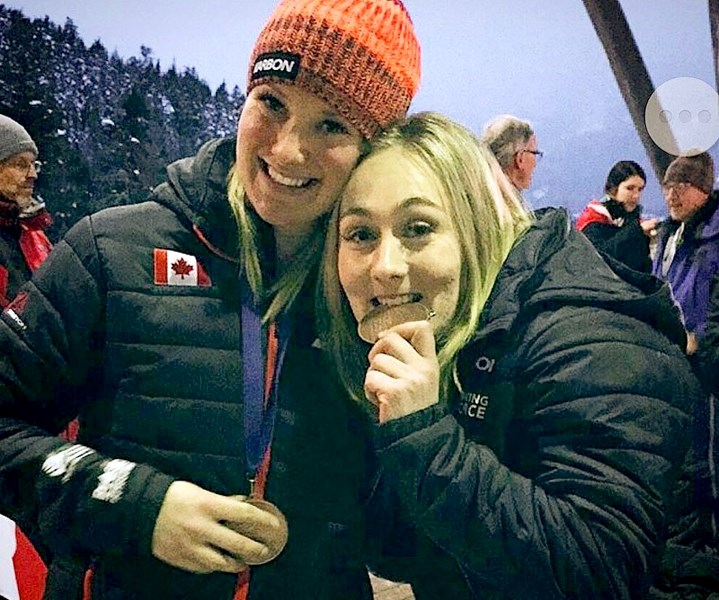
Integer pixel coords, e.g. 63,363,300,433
149,137,240,260
480,207,687,348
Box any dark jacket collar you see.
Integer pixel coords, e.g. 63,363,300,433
148,137,261,262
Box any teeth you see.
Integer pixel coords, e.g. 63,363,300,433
374,294,420,307
267,165,311,188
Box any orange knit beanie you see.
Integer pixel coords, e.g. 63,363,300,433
247,0,421,138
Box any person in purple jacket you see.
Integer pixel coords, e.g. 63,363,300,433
652,151,719,355
650,151,719,598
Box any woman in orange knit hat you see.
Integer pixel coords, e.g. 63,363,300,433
0,1,420,598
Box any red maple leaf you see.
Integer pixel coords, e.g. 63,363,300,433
171,257,194,279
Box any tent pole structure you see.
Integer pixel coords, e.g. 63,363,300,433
582,0,676,178
710,0,719,92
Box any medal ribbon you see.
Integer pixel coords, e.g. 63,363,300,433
235,289,290,600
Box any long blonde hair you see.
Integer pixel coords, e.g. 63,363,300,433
227,168,327,322
320,112,534,402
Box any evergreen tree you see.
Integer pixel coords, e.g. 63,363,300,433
0,5,245,240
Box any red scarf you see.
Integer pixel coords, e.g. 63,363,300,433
0,197,53,271
19,211,53,271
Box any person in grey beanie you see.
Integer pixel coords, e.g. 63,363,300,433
0,115,53,597
0,114,53,307
0,114,38,164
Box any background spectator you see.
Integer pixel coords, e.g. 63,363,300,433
0,114,52,308
652,151,719,353
576,160,660,272
649,151,719,599
480,114,541,192
0,113,49,600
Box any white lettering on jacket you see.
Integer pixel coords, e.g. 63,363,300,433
475,356,496,372
42,444,95,483
462,393,490,420
4,309,26,331
92,459,135,504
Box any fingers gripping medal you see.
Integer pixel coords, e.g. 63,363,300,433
358,302,436,343
228,496,289,565
242,498,289,564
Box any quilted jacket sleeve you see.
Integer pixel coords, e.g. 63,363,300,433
368,305,696,599
0,216,174,561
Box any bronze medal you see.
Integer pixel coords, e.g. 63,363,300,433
227,496,289,565
357,302,435,343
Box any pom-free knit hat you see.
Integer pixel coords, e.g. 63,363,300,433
0,115,38,163
663,151,715,195
247,0,421,139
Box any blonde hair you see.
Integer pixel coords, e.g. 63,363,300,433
228,168,327,322
320,112,534,402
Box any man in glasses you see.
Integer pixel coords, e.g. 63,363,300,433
480,113,542,192
650,151,719,597
0,114,51,600
653,151,718,354
0,114,52,308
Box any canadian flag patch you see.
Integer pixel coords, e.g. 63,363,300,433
154,249,211,287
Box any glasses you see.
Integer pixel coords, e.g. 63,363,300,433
520,149,544,161
662,182,693,195
3,159,42,175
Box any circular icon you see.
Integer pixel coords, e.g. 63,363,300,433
645,77,719,156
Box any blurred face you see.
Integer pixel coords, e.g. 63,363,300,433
0,151,38,208
511,135,540,190
663,182,709,223
337,146,462,336
236,83,363,238
612,175,645,212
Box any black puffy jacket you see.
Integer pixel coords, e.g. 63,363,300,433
0,137,374,599
0,224,29,305
576,196,652,273
368,208,700,599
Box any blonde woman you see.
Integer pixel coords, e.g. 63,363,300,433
320,112,699,599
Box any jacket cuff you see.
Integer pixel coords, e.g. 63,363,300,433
374,403,449,450
125,466,176,557
75,460,175,558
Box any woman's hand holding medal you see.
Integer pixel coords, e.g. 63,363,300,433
225,496,289,564
152,481,287,573
363,317,440,423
